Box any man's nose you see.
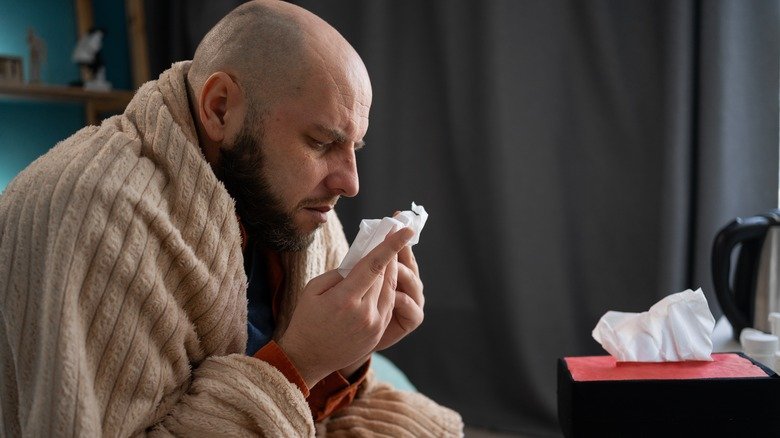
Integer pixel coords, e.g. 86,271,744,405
325,149,359,197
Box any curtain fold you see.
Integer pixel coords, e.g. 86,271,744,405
145,0,779,434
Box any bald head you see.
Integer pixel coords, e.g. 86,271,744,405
184,1,371,253
188,0,366,113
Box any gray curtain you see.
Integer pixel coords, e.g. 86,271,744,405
146,1,779,435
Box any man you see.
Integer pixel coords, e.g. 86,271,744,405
0,1,463,436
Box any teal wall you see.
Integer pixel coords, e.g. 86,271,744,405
93,0,132,91
0,0,130,192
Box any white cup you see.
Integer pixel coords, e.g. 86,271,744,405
769,312,780,337
775,351,780,374
740,328,779,371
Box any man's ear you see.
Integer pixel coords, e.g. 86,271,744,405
198,71,246,148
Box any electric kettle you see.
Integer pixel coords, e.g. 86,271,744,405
712,210,780,339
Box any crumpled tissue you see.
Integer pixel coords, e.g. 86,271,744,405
337,202,428,277
591,288,716,362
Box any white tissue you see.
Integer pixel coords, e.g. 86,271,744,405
338,202,428,277
591,288,716,362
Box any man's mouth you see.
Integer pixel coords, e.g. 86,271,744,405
302,204,334,224
306,205,333,213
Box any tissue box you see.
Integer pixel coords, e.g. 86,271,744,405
558,353,780,437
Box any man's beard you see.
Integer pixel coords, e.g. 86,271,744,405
215,125,314,252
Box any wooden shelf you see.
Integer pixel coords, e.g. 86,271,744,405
0,82,132,107
1,0,147,126
0,82,134,124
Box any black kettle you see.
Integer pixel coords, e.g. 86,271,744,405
712,210,780,339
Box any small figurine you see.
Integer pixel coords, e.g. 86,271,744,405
72,27,111,91
26,28,47,84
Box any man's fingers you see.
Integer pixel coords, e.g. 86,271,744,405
393,292,424,331
397,243,420,277
397,263,424,308
307,270,347,295
342,227,414,298
392,211,420,277
376,255,398,319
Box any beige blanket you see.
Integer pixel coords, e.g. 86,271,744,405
0,61,462,437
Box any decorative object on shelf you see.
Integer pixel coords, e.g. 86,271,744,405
0,56,24,85
0,0,147,127
72,27,112,91
26,28,47,84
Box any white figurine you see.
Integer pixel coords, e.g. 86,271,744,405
72,28,112,91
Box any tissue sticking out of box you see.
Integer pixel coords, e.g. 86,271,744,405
591,288,716,362
337,202,429,277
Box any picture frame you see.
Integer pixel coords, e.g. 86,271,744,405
0,56,24,84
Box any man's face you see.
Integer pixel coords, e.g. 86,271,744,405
217,121,315,252
219,62,371,252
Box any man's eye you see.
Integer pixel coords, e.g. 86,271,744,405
309,138,330,150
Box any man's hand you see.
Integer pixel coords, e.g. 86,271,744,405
340,220,425,378
277,227,414,389
377,240,425,349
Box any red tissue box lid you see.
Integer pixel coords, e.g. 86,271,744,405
564,353,769,382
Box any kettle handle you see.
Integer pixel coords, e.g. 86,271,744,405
711,216,771,336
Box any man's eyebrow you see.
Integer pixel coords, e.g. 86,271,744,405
314,124,365,149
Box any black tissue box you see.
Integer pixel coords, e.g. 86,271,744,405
558,353,780,437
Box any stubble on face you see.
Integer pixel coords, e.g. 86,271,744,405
216,118,317,252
